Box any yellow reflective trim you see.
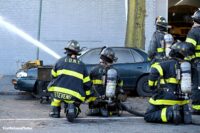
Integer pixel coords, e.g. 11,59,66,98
118,80,123,87
148,80,155,86
48,86,85,101
155,81,158,86
149,98,189,105
192,105,200,110
85,97,97,103
51,99,61,107
165,78,179,84
83,76,90,83
57,69,83,80
86,90,91,96
161,108,167,122
157,48,164,52
196,45,200,50
51,69,57,77
151,64,163,76
149,78,178,86
186,37,197,46
196,53,200,58
160,79,165,84
184,55,195,60
92,80,103,85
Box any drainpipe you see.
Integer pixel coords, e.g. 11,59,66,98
37,0,43,59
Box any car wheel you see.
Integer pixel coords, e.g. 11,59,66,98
136,75,153,97
36,80,51,103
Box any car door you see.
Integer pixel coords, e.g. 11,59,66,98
112,48,149,89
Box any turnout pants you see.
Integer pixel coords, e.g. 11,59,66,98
191,59,200,113
144,104,174,123
144,104,191,124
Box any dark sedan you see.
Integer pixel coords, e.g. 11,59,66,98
12,47,152,97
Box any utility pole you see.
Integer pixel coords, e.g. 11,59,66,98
37,0,43,59
125,0,146,49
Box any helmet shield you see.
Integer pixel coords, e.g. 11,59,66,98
100,47,117,63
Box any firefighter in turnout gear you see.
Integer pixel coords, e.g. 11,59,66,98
148,16,170,64
48,40,92,122
185,9,200,114
87,47,126,117
144,42,195,125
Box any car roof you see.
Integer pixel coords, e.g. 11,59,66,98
79,46,148,61
80,47,145,52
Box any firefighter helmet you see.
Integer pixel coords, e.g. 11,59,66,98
100,47,118,63
155,16,168,28
169,42,195,59
64,40,80,54
192,9,200,24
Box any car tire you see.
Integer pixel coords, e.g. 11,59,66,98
35,80,51,103
136,75,153,97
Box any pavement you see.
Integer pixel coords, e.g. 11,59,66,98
0,75,200,132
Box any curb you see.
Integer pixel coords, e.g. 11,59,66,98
0,91,27,95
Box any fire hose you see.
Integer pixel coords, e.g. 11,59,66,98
119,102,144,117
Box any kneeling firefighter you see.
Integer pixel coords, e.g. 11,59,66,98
48,40,92,122
145,42,195,124
86,47,127,117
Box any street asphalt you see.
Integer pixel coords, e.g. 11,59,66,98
0,75,200,133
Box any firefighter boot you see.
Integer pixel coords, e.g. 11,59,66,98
66,104,77,122
49,106,61,118
172,104,182,125
87,108,100,116
100,107,109,117
183,104,192,124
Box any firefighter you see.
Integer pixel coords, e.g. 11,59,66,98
144,42,195,125
185,9,200,114
148,16,170,64
48,40,92,122
86,47,126,117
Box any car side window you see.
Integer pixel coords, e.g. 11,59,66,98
80,49,101,64
114,49,135,63
131,49,144,62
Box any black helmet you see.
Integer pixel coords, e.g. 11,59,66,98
192,9,200,24
100,47,118,63
169,42,195,59
64,40,80,55
155,16,168,28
